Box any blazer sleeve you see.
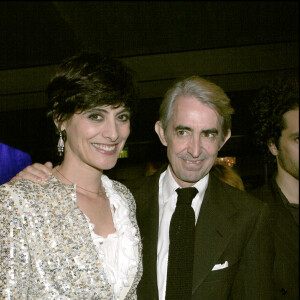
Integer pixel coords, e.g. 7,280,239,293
0,184,31,299
231,201,275,300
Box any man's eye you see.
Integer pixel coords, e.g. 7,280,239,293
118,114,130,122
204,132,216,138
177,130,187,136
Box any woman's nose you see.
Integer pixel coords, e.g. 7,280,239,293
102,119,119,141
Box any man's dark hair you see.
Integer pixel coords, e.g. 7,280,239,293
251,77,299,164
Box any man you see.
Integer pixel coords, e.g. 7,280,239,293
251,77,299,299
15,76,274,299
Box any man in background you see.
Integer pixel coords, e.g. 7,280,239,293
251,77,299,299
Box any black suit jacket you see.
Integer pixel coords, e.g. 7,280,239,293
126,166,274,300
252,177,299,299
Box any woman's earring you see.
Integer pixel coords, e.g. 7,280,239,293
57,131,64,156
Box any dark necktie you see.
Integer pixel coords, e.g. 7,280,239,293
165,187,198,300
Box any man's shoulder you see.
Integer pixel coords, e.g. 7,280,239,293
125,173,158,193
209,174,266,211
125,165,167,194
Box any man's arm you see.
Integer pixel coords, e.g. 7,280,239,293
232,203,274,299
12,162,53,182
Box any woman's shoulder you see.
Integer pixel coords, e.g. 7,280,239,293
1,176,62,193
112,179,132,195
102,175,136,213
0,179,43,213
0,176,73,208
0,178,39,195
102,174,133,197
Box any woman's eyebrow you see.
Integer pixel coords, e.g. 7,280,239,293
85,108,108,114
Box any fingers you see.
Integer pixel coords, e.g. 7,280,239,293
17,162,53,183
44,161,53,169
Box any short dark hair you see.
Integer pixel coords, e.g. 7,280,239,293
46,52,138,125
252,77,299,164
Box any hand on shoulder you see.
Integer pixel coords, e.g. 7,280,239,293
12,162,53,183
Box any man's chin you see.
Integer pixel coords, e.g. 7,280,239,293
179,171,207,184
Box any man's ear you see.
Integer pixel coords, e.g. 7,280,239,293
155,121,168,146
219,129,231,150
268,141,279,156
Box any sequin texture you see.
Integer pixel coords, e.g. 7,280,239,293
0,176,142,299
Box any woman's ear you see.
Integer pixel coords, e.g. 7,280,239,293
155,121,168,146
54,118,66,132
268,141,279,156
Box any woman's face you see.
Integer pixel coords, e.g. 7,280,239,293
61,105,130,171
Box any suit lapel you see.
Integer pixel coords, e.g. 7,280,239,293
135,169,162,298
192,174,237,292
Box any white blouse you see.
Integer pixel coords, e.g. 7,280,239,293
74,174,139,299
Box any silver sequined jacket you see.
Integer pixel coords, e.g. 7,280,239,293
0,177,143,300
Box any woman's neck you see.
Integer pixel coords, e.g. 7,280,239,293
54,161,104,196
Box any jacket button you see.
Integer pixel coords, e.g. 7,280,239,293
280,288,287,295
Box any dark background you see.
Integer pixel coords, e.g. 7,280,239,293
0,1,298,189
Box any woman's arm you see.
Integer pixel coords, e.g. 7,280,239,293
0,184,31,298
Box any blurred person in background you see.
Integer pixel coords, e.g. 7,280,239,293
211,164,245,191
251,77,299,299
0,142,32,184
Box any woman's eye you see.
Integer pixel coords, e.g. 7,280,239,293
89,114,102,121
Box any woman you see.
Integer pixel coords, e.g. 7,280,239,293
0,53,142,299
211,164,245,191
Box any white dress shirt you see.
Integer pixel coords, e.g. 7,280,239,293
157,166,209,300
77,175,139,300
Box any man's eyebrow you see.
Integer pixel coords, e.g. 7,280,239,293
174,126,219,135
202,128,219,134
175,125,192,131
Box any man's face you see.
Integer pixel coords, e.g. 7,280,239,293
155,95,230,187
276,108,299,180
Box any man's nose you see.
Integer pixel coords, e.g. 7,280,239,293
187,136,202,158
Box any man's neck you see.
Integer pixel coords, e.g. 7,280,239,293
276,168,299,204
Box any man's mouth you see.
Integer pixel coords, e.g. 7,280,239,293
184,159,203,164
